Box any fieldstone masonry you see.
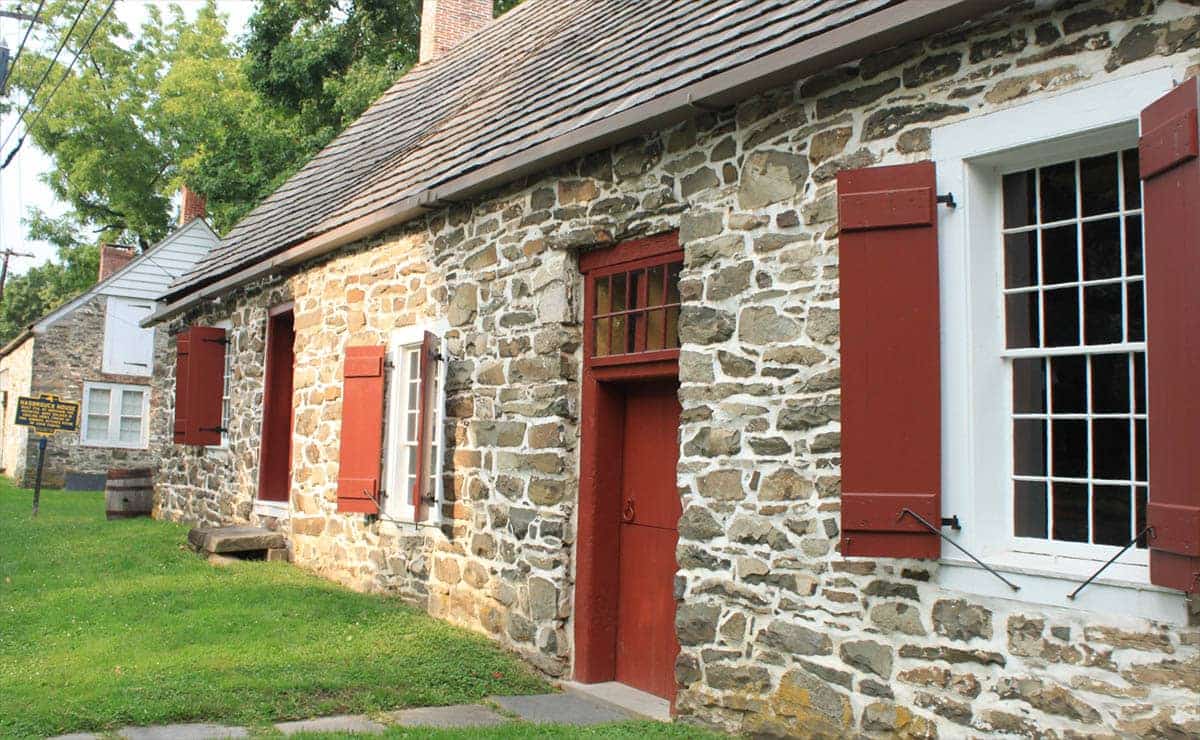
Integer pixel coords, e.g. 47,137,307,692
155,1,1200,735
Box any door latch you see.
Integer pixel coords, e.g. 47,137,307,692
621,499,635,523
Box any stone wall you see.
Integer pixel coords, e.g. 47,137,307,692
154,0,1200,735
0,295,166,488
0,336,35,481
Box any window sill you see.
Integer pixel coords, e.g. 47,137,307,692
80,441,148,451
253,500,290,519
938,553,1188,624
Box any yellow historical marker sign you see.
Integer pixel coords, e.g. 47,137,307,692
14,393,80,437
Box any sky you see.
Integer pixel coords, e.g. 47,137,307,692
0,0,257,275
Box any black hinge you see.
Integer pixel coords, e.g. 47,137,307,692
936,193,957,208
199,426,228,433
941,515,962,531
202,338,230,346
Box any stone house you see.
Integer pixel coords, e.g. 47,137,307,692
0,201,218,488
146,0,1200,736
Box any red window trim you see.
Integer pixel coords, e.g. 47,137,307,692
582,232,683,370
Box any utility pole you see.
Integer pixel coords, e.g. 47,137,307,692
0,247,34,303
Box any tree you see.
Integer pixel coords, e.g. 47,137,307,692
3,0,308,244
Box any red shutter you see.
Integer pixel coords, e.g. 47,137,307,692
411,331,437,509
188,327,226,446
172,326,225,446
837,162,941,559
1140,78,1200,593
173,330,192,444
337,345,386,514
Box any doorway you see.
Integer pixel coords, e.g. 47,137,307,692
258,306,294,503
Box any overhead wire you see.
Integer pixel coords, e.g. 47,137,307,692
0,0,93,164
0,0,48,95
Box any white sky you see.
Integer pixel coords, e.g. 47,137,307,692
0,1,257,275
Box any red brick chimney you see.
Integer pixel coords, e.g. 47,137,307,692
179,185,207,226
419,0,493,63
98,244,135,282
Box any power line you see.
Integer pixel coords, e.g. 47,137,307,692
10,0,116,163
0,0,48,95
0,0,91,159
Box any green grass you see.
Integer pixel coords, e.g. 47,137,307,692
0,484,550,738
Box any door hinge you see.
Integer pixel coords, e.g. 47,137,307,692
941,515,962,531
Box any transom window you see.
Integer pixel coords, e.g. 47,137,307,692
82,382,149,449
582,234,684,367
1001,148,1147,549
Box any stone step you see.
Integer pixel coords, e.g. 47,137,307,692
187,526,286,555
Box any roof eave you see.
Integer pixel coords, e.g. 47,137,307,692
145,0,996,329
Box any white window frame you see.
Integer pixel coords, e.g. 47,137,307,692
80,381,150,449
102,297,156,377
382,323,448,524
933,68,1187,622
211,319,234,449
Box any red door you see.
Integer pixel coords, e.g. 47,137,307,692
258,309,295,502
614,380,681,700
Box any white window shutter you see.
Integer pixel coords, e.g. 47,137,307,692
103,297,156,376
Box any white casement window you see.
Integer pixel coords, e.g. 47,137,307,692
102,297,156,376
934,68,1186,621
214,320,234,448
81,382,149,449
381,324,448,523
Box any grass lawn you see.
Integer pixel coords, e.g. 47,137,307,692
0,483,554,737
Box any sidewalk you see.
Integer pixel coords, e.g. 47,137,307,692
50,691,647,739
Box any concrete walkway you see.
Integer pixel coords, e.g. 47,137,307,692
49,691,644,739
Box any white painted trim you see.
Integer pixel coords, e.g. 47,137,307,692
253,499,291,520
931,68,1185,619
383,320,449,524
210,319,234,450
79,381,150,449
101,297,156,377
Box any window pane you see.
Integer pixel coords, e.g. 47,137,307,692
1050,355,1086,414
594,318,611,356
1135,487,1148,547
1126,281,1144,342
1004,232,1037,288
1052,482,1088,542
1082,218,1121,281
119,416,142,444
86,414,109,441
595,275,611,314
667,263,681,305
1003,170,1037,228
1122,148,1141,209
1013,419,1047,476
628,270,642,310
1014,480,1048,539
121,390,144,416
1042,225,1078,285
1040,162,1077,223
1052,419,1087,478
1133,353,1147,414
626,313,641,354
88,388,111,414
1092,485,1131,546
1012,358,1046,414
612,315,627,353
406,411,418,440
665,306,680,349
1125,215,1143,276
647,265,665,307
1005,292,1040,349
1043,288,1079,347
1084,284,1122,345
646,308,666,351
1090,354,1129,413
1093,418,1130,480
612,273,627,312
1135,419,1147,482
1080,153,1119,217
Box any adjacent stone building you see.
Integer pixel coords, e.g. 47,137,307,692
0,211,218,487
148,0,1200,736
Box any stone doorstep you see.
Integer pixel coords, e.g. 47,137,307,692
186,526,285,554
490,693,637,725
561,681,672,722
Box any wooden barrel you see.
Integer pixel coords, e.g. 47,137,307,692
105,468,154,520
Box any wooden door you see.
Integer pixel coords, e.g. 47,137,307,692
258,309,295,502
614,380,681,700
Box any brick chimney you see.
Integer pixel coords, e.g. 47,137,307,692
98,244,135,282
419,0,493,63
179,185,207,226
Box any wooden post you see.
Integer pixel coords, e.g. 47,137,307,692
31,435,46,518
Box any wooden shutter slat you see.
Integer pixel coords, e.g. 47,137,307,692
1140,77,1200,592
173,330,192,444
837,162,941,559
337,345,386,515
411,331,437,509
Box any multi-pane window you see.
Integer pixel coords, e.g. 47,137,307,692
382,331,444,521
82,382,149,449
1001,148,1147,549
591,260,682,358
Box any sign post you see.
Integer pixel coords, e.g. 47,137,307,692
13,393,80,518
